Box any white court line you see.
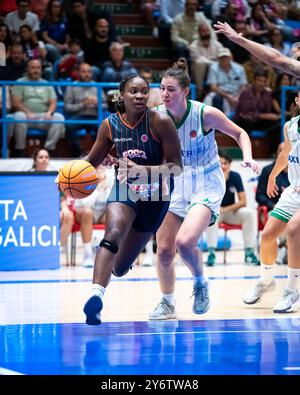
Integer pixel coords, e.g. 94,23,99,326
283,367,300,371
0,367,25,375
117,330,300,336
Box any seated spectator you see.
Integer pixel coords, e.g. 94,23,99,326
243,53,276,90
247,3,276,44
60,164,114,267
40,0,70,65
141,0,161,37
211,0,250,22
157,0,185,49
10,58,65,157
203,47,247,116
0,22,12,53
219,17,251,65
84,17,118,81
255,141,289,264
139,66,162,107
64,62,98,157
170,0,216,62
4,0,39,41
30,147,55,171
19,24,46,62
272,73,296,120
206,150,260,266
67,0,120,49
0,42,27,81
264,28,291,57
30,0,48,20
101,42,137,83
56,39,84,80
189,23,224,97
233,70,281,154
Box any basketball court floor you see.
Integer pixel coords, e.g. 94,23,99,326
1,248,299,376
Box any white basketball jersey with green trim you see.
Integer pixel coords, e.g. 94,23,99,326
287,115,300,187
156,100,219,171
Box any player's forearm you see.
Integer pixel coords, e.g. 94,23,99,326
270,153,289,178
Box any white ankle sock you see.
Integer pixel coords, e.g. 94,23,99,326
260,262,274,285
84,243,93,255
162,293,175,306
92,283,106,299
286,268,300,291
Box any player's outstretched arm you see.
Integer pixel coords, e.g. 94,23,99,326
214,21,300,78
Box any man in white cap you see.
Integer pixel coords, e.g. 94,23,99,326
203,47,247,116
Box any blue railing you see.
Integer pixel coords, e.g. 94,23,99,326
0,81,197,159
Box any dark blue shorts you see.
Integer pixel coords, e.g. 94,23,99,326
107,179,173,233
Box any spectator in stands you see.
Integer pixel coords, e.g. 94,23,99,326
203,47,247,116
219,18,251,65
60,164,114,267
4,0,39,40
0,42,27,81
247,3,277,44
170,0,216,62
56,38,84,80
0,22,12,52
139,66,162,107
19,24,46,62
206,149,260,266
40,0,70,65
265,28,291,57
30,0,48,20
157,0,185,48
67,0,119,49
233,69,281,154
10,59,65,157
31,147,52,171
64,62,98,157
101,42,137,83
243,52,276,90
189,23,224,98
272,73,296,120
211,0,250,23
141,1,161,37
84,17,118,81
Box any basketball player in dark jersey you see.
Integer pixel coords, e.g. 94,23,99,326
82,74,182,325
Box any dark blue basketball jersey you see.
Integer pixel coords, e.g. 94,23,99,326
107,109,163,166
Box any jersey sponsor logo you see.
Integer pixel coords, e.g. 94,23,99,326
141,134,148,143
123,149,147,159
288,155,300,164
189,130,197,138
114,137,133,142
181,146,204,157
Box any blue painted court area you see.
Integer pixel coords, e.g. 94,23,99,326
1,318,300,375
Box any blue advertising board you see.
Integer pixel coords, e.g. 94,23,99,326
0,172,60,270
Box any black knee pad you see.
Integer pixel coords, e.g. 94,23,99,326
99,239,119,254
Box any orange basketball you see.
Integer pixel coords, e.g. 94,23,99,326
58,160,98,199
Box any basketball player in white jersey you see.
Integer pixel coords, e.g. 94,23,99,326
213,21,300,313
243,95,300,312
149,58,260,320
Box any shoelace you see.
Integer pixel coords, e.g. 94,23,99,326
190,284,208,301
155,301,171,313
